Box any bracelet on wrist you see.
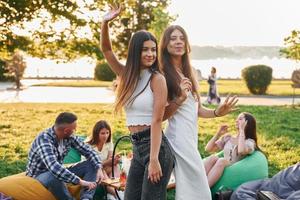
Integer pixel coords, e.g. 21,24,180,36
214,109,220,117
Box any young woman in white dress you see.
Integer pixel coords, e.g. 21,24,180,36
159,25,238,200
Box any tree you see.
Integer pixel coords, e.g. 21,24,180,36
0,0,175,62
281,30,300,84
110,0,176,58
6,50,26,89
281,30,300,62
0,0,93,80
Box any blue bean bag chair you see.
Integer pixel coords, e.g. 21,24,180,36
209,150,268,199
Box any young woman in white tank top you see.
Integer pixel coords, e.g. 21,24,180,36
100,5,175,200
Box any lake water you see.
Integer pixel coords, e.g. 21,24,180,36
23,57,299,79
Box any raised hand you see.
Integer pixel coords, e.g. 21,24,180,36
217,125,229,137
177,78,192,104
215,94,239,117
180,78,192,93
239,118,248,132
103,3,122,22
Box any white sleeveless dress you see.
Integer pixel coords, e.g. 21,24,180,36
165,92,212,200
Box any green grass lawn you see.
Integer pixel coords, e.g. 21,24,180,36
32,79,300,96
198,79,300,96
0,103,299,199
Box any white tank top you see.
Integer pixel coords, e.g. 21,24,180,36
125,69,153,126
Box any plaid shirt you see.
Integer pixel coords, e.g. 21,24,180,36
26,126,101,185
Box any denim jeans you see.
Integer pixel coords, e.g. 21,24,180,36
36,160,97,200
124,129,175,200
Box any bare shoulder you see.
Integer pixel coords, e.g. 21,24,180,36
150,72,167,92
152,72,166,84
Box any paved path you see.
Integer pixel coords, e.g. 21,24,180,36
0,81,299,105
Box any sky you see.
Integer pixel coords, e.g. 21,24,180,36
168,0,300,46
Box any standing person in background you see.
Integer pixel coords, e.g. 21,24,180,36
207,66,221,104
159,25,238,200
100,4,175,200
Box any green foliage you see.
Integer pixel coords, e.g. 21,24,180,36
0,59,8,81
6,51,27,89
281,30,300,62
242,65,273,94
94,62,116,81
0,0,175,62
148,7,177,45
0,59,14,81
0,0,83,59
110,0,176,58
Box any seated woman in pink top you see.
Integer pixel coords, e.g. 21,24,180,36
204,112,261,187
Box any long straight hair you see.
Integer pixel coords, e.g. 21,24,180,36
114,30,159,113
242,112,262,152
159,25,199,101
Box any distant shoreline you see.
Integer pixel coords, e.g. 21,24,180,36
21,77,292,81
23,77,93,80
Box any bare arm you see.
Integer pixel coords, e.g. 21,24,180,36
163,78,192,120
205,125,228,152
163,94,187,120
100,5,124,75
198,95,239,118
237,120,252,155
198,103,218,118
205,134,220,153
148,73,168,183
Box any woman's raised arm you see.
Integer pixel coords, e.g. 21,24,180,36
100,5,124,76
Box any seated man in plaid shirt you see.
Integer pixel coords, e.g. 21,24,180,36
26,112,104,200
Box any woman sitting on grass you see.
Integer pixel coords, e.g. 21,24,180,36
85,120,121,200
204,112,261,187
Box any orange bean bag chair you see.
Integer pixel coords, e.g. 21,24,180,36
0,172,81,200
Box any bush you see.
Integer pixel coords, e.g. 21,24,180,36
0,59,14,81
291,69,300,84
242,65,273,95
94,62,116,81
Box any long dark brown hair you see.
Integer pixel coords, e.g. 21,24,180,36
242,112,262,151
159,25,199,101
115,30,159,112
87,120,111,145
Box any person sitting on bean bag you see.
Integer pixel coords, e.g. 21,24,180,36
204,112,263,187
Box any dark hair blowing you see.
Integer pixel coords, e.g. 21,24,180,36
243,112,262,151
55,112,77,126
87,120,112,145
